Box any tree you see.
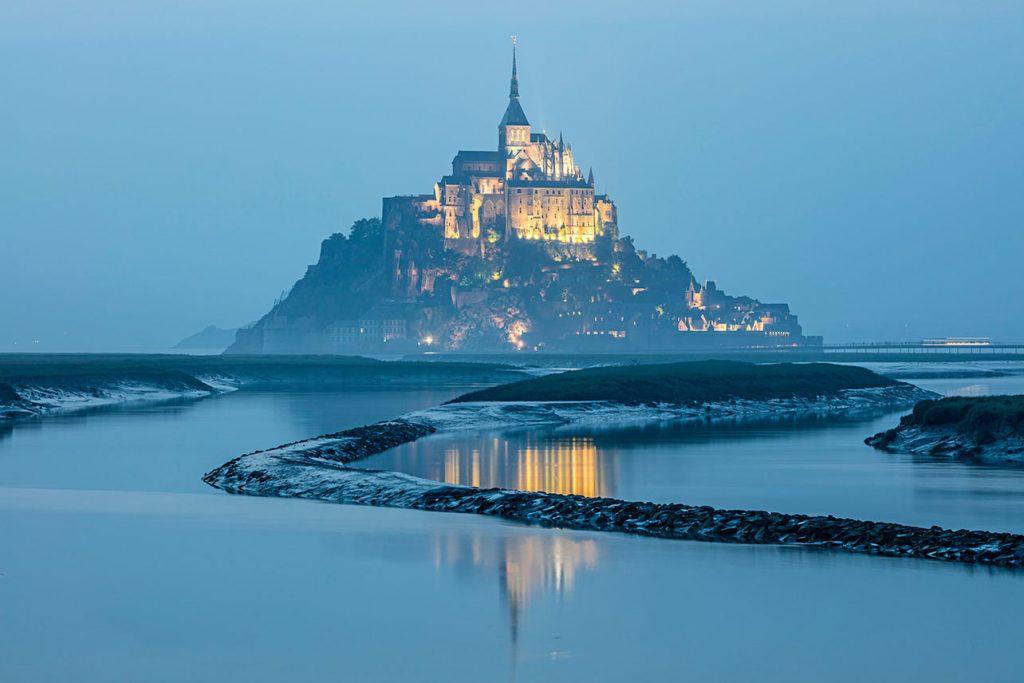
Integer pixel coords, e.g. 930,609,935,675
350,218,383,243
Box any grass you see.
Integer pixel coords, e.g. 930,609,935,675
0,353,521,386
448,360,898,405
901,395,1024,443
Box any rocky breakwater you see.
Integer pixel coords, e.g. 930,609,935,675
868,395,1024,465
204,415,1024,568
203,361,1024,568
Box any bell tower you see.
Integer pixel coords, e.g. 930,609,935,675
499,37,531,157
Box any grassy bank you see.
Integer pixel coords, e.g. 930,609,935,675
449,360,898,405
0,353,525,392
899,395,1024,442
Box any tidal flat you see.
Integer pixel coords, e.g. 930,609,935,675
4,364,1024,680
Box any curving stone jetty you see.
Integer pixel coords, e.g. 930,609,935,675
203,388,1024,569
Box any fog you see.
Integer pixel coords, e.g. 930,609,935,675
2,1,1022,351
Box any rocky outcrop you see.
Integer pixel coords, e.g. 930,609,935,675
867,425,1024,464
867,395,1024,465
226,214,814,354
173,325,239,350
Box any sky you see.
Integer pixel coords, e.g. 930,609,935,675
2,1,1022,351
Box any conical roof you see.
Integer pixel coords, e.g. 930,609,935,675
500,45,529,127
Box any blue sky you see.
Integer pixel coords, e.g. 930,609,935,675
2,1,1022,350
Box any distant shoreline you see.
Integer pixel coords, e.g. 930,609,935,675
404,350,1024,365
0,354,526,421
3,351,1021,420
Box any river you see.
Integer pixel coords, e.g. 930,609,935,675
2,371,1023,681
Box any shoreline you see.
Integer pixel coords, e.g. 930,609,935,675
867,425,1024,465
867,395,1024,465
0,355,526,422
196,384,1024,569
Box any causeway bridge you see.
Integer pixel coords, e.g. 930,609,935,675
819,340,1024,355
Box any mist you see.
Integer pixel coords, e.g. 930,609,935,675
3,0,1022,351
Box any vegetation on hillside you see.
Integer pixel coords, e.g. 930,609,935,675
267,218,389,323
449,360,898,405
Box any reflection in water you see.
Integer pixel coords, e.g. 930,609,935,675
363,374,1024,534
432,529,599,653
393,434,618,498
370,411,899,504
0,395,206,443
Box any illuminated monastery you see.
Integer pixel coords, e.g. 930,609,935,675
228,44,816,354
383,45,618,255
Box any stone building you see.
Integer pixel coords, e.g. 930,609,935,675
383,46,618,256
226,45,814,355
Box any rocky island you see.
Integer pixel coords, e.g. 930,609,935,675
196,361,1024,569
867,395,1024,464
228,48,817,355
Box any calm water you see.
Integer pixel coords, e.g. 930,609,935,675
366,375,1024,534
3,374,1024,681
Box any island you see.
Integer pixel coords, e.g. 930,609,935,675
173,325,240,351
866,395,1024,464
227,48,819,355
450,360,900,405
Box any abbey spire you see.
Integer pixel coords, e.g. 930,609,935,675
499,40,531,153
509,41,520,99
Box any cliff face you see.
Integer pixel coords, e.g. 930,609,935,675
227,217,809,354
230,220,389,353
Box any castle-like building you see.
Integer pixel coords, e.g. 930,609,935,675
228,45,814,355
383,47,618,254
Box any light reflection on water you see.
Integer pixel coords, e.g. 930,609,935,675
430,528,600,649
365,373,1024,534
4,368,1024,680
389,434,617,498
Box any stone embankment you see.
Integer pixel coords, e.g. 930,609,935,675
205,398,1024,569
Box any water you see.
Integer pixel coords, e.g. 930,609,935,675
365,375,1024,534
3,373,1024,681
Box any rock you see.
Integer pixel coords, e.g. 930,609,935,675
202,410,1024,569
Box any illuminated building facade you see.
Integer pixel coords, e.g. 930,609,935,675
383,45,618,254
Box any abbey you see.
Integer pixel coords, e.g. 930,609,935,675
228,46,815,355
383,47,618,255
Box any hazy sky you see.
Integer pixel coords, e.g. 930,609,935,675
3,1,1022,351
